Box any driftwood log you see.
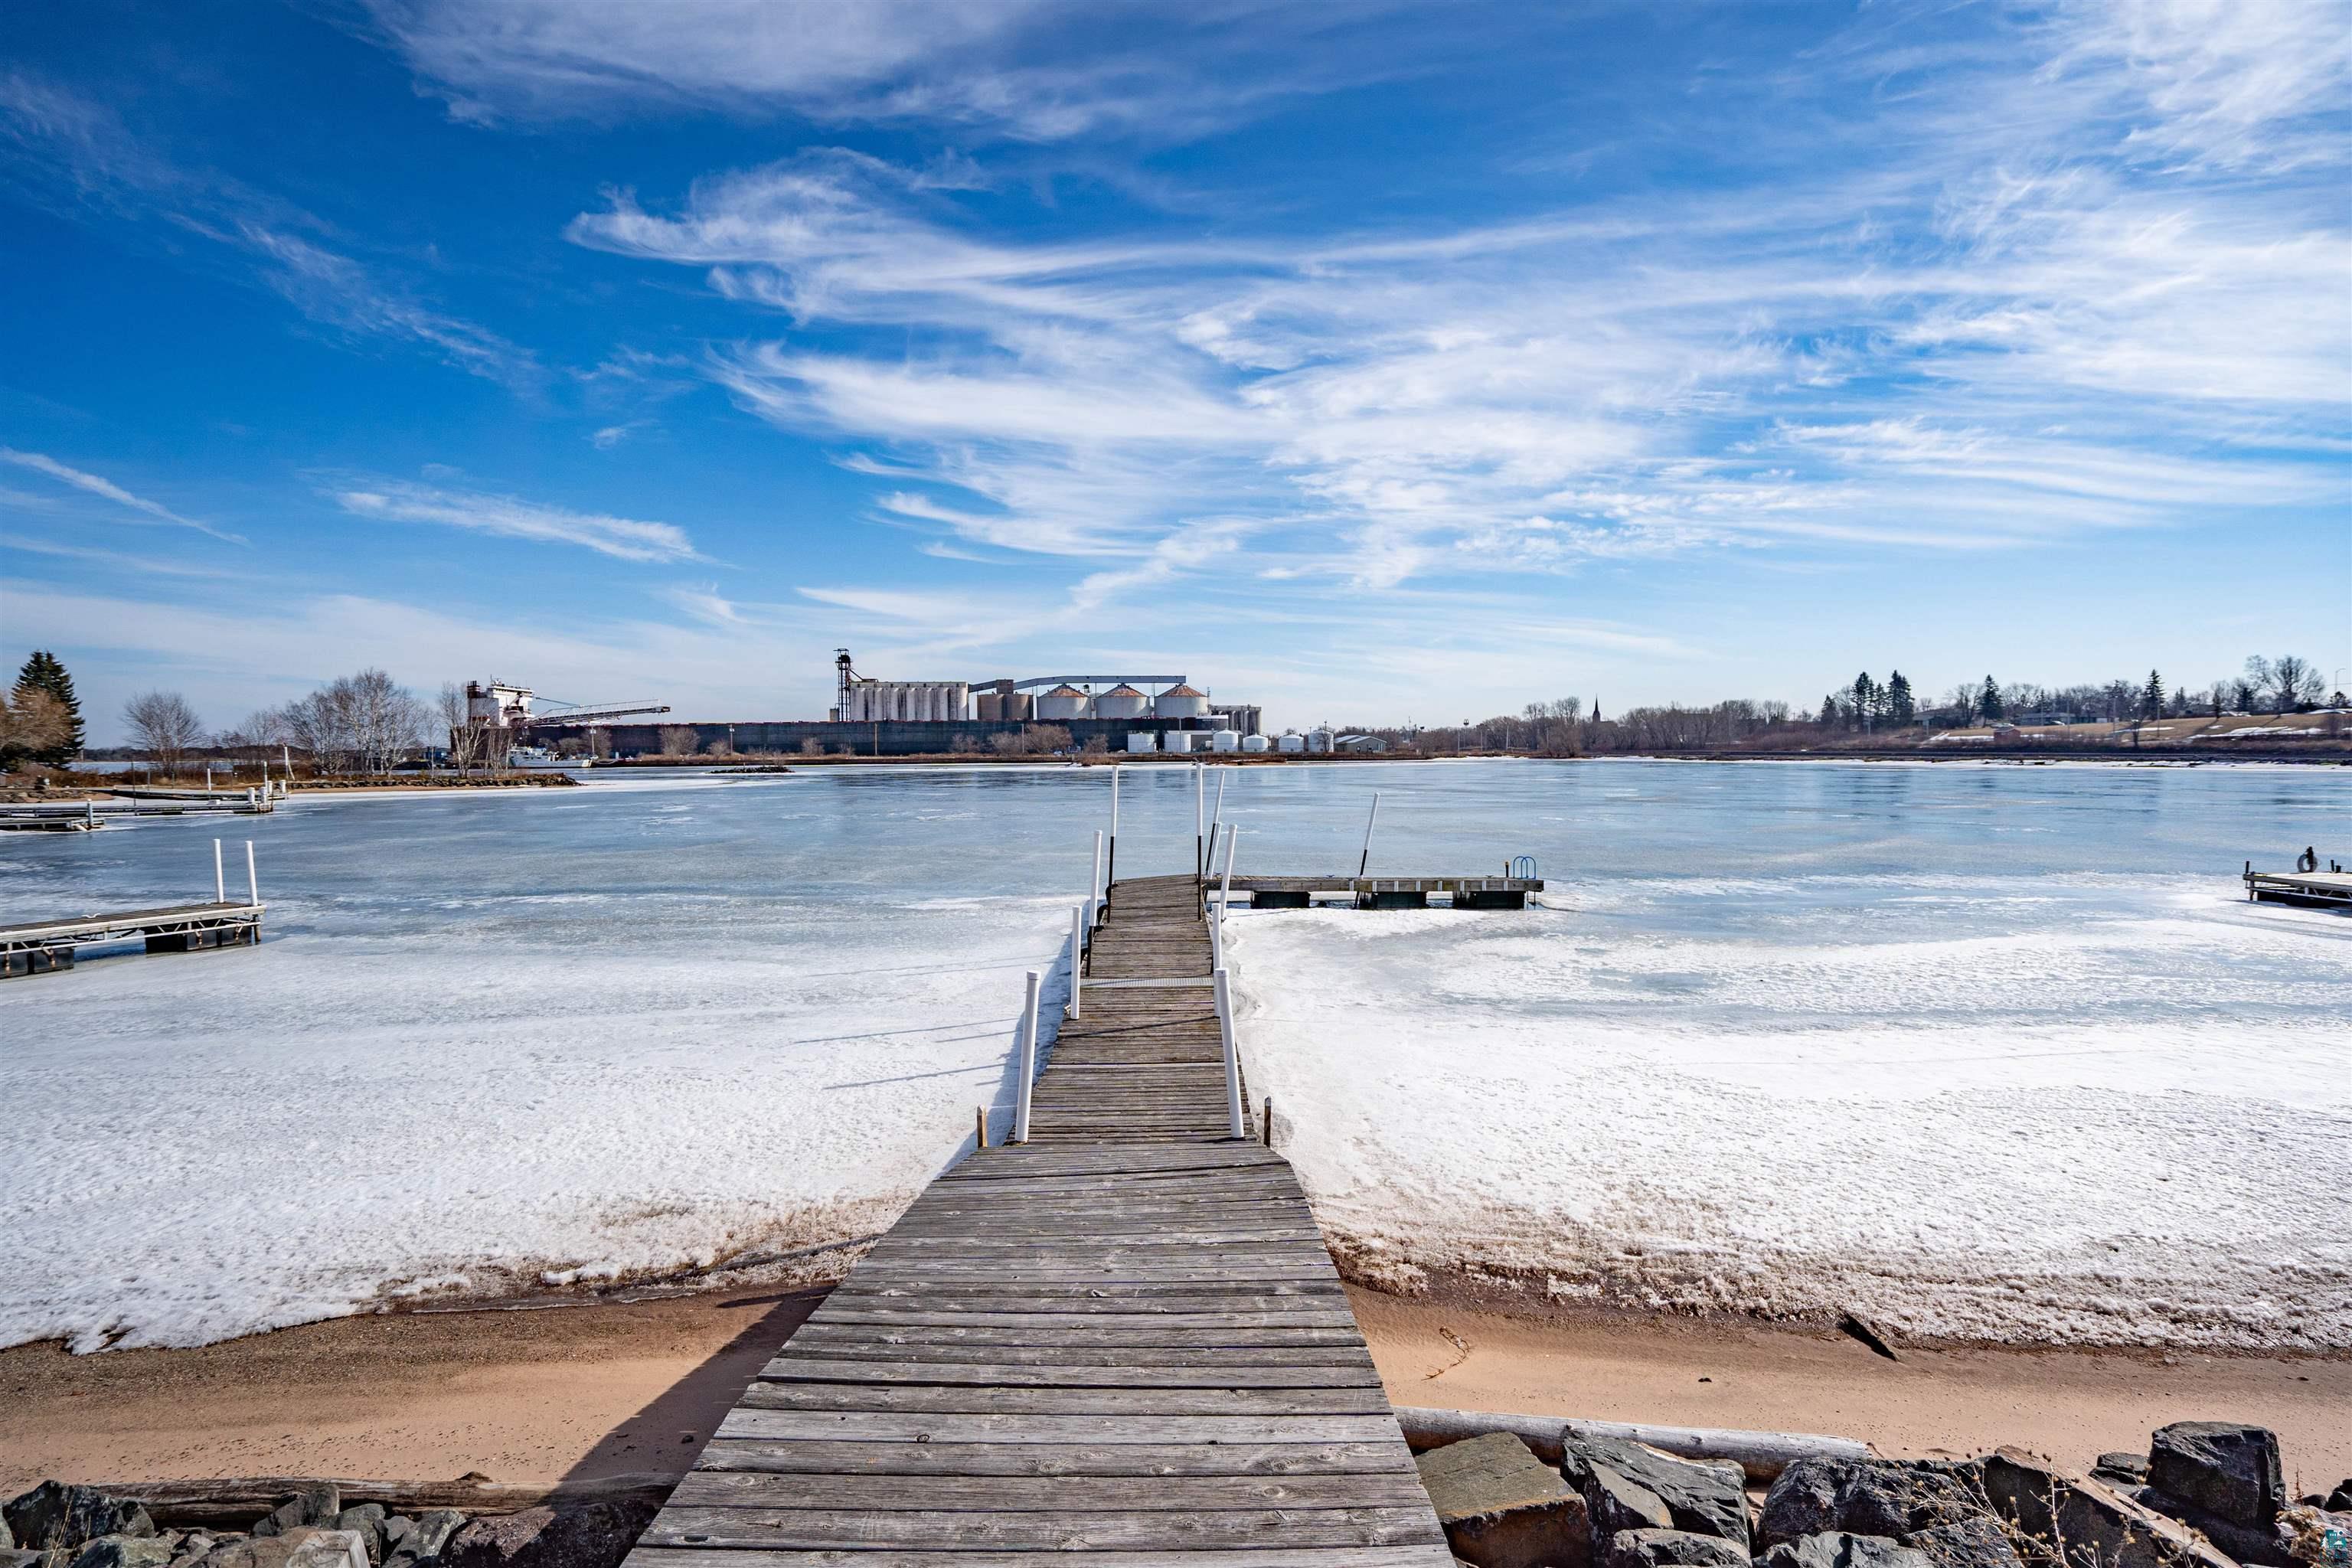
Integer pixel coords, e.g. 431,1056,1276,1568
1393,1405,1874,1483
90,1474,679,1529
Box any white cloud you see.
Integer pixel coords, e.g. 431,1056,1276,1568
360,0,1387,140
0,448,246,543
332,479,701,563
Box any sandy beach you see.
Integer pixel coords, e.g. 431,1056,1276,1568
6,1284,2347,1499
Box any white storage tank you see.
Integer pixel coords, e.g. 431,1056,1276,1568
1241,734,1270,753
1153,683,1210,720
1165,730,1200,753
1276,731,1305,753
1036,684,1089,720
1095,683,1149,719
1125,731,1158,753
1210,729,1240,753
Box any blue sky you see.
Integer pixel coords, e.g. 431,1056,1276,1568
2,1,2347,740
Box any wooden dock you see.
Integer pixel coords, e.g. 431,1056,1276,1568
2244,867,2352,910
1227,874,1543,910
626,872,1449,1563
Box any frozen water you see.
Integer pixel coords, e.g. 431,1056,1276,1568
1217,759,2352,1350
2,759,2345,1351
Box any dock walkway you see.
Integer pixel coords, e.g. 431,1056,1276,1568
628,872,1449,1563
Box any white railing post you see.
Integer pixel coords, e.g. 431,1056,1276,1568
246,841,259,905
1014,969,1041,1143
1214,968,1244,1139
213,839,225,903
1194,761,1205,880
1357,790,1382,878
1092,829,1106,923
1219,825,1239,930
1108,766,1120,888
1068,904,1085,1018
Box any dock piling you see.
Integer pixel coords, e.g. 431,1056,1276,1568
246,841,259,905
213,839,225,904
1214,967,1244,1140
1194,761,1205,880
1067,905,1084,1018
1013,969,1040,1143
1357,790,1382,878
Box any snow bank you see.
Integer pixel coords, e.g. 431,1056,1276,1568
1224,882,2352,1351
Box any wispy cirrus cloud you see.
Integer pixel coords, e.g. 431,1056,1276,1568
568,30,2348,597
0,447,246,543
358,0,1402,141
332,479,701,563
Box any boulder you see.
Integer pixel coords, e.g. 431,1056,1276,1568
2148,1423,2284,1532
438,1504,654,1568
2328,1485,2352,1514
1760,1533,1934,1568
1981,1446,2232,1568
1,1553,60,1568
1904,1517,2026,1568
1599,1527,1749,1568
1759,1459,1990,1550
250,1490,340,1543
5,1488,156,1553
328,1511,385,1567
1413,1433,1592,1568
165,1534,217,1568
1562,1434,1751,1548
2092,1455,2151,1488
382,1513,462,1568
2133,1488,2292,1566
64,1537,176,1568
188,1531,364,1568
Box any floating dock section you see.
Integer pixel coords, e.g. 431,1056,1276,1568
1227,874,1544,910
627,872,1449,1563
2244,867,2352,910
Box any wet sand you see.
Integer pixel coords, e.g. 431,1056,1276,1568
5,1285,2346,1498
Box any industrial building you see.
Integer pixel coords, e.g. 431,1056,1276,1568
522,652,1266,759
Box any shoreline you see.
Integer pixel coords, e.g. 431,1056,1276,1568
6,1283,2346,1498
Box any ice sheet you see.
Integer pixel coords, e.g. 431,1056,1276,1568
4,760,2345,1351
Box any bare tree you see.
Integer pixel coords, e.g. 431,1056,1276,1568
2265,655,2316,713
279,670,424,776
438,681,495,778
122,691,204,776
659,724,699,756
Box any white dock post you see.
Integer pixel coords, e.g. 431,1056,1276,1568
205,765,212,790
213,839,225,904
1014,969,1041,1143
1108,766,1120,888
1220,825,1240,928
246,840,259,906
1092,829,1106,923
1194,761,1205,880
1068,904,1085,1018
1214,968,1244,1140
1210,768,1226,842
1357,790,1383,878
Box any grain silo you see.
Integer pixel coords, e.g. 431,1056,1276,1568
1241,734,1270,753
1153,683,1210,719
1094,683,1148,720
1035,684,1089,720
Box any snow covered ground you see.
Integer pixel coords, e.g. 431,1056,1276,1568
1225,871,2352,1350
4,759,2346,1351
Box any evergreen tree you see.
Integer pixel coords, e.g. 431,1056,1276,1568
13,649,84,764
1979,675,2004,721
1852,672,1876,729
1887,671,1915,726
2140,670,2164,720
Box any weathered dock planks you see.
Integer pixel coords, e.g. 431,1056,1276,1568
624,872,1448,1564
